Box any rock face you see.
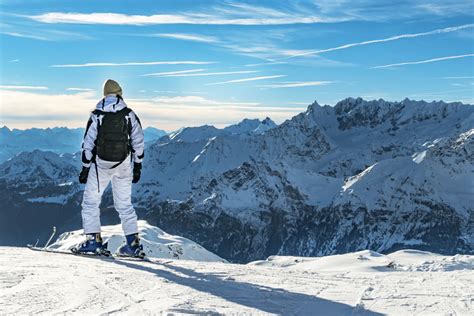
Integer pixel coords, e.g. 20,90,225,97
1,98,473,263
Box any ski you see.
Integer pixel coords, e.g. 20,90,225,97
26,245,160,263
27,245,116,260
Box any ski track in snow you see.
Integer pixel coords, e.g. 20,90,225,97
1,248,473,315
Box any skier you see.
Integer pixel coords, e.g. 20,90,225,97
75,79,145,258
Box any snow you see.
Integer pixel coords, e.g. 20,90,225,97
27,194,72,205
1,247,472,315
412,150,427,164
49,221,225,262
248,249,474,273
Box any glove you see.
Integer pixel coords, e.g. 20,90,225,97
132,163,142,183
79,167,90,184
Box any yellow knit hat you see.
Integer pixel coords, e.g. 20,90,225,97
103,79,122,96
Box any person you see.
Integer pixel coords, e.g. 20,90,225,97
75,79,145,258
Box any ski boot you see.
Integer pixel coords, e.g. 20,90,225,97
71,233,111,256
117,233,145,258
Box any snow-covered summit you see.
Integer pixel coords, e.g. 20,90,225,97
158,117,277,145
49,221,225,262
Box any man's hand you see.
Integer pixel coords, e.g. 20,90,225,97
132,162,142,183
79,167,90,184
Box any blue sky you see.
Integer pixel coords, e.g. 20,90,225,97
0,0,473,130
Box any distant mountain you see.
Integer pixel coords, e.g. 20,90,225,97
0,127,84,163
0,126,168,163
1,98,472,263
158,117,277,144
143,127,167,143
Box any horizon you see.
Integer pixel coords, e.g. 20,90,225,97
1,95,473,131
1,1,473,130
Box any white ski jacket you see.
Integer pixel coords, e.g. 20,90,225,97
81,95,144,168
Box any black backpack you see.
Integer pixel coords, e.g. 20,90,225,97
94,107,132,162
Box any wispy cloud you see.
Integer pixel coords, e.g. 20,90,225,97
148,95,260,107
143,70,259,78
150,33,219,43
207,75,286,86
440,76,474,79
0,24,94,42
66,87,92,91
371,54,474,69
153,90,208,95
141,69,206,77
9,59,20,63
314,0,474,20
1,31,49,41
258,81,333,88
0,85,48,90
51,61,216,68
282,24,474,59
245,61,288,67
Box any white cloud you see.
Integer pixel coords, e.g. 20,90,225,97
0,89,304,130
21,1,474,31
371,54,474,69
282,24,474,59
150,33,219,43
27,11,346,26
207,75,286,85
51,61,216,68
9,59,20,63
143,70,259,78
0,85,48,90
258,81,333,88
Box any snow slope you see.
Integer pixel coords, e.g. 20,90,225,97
0,247,472,315
49,221,225,262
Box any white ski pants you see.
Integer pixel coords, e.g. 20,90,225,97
81,157,138,236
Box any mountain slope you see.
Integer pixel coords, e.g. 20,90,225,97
1,98,473,263
1,247,472,315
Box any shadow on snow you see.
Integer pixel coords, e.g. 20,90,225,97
111,259,383,316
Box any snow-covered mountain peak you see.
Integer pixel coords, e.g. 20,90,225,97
0,150,77,187
158,117,277,145
223,118,261,134
49,221,226,262
253,117,277,134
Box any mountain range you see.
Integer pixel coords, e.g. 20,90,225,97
0,126,168,163
0,98,472,263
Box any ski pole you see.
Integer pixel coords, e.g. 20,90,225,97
44,226,57,249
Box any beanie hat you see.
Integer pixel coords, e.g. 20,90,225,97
103,79,122,96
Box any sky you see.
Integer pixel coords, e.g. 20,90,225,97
0,0,473,130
